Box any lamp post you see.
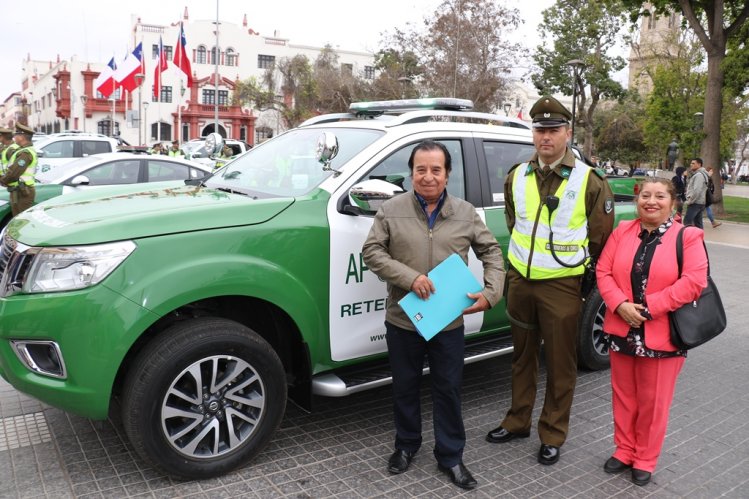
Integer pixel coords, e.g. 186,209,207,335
135,73,145,145
177,83,186,142
503,102,511,116
143,102,150,143
566,59,585,145
80,95,88,132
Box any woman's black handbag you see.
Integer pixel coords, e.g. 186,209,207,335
669,227,727,349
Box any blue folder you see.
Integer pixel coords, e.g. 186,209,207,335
398,253,483,341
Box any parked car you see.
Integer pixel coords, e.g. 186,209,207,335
182,137,252,169
0,152,211,227
33,132,120,178
0,98,637,479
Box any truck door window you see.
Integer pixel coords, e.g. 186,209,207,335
483,141,535,205
148,160,191,181
364,140,465,200
41,140,74,158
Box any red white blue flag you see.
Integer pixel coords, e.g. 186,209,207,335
153,37,169,100
114,42,144,93
94,57,118,99
173,22,193,87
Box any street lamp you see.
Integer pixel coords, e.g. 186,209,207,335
566,59,585,145
134,73,145,145
143,102,150,142
503,102,512,116
80,95,88,132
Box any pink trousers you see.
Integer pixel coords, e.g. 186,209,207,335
609,351,685,472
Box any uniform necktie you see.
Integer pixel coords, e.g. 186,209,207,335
542,164,550,175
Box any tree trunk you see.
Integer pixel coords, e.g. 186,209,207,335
702,50,725,214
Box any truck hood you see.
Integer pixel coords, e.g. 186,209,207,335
7,182,295,246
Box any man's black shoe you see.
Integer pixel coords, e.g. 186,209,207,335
631,468,651,486
387,449,416,474
537,444,560,465
485,426,531,443
603,456,631,474
437,462,477,490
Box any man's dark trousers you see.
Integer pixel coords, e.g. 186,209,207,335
385,321,465,467
684,203,705,229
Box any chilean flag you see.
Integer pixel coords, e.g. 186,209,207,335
153,36,169,100
173,22,193,87
94,57,118,99
114,42,144,93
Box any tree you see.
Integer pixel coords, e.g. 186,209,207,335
622,0,749,207
594,95,647,167
532,0,628,158
370,49,422,100
381,0,524,112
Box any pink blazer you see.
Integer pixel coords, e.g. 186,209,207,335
596,219,708,351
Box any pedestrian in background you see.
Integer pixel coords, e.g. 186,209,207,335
363,140,505,490
0,127,19,176
596,176,707,486
485,96,614,466
705,166,721,228
671,166,686,222
0,124,37,216
683,157,708,229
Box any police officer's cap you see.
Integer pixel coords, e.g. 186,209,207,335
14,123,34,137
0,127,13,136
172,140,179,144
529,96,572,128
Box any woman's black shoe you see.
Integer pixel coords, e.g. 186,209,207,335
631,468,651,486
603,457,631,474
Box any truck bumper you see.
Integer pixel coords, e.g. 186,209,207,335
0,284,159,419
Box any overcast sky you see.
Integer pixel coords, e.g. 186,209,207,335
1,0,554,101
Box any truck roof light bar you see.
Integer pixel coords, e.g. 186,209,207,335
349,98,474,116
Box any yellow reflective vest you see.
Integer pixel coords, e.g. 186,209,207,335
508,161,591,280
7,145,37,187
0,143,19,175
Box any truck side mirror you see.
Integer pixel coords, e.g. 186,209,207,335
345,179,404,216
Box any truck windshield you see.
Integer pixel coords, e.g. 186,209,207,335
203,128,383,196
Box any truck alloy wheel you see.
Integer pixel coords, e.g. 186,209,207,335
122,318,286,479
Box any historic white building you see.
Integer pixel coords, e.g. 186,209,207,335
9,8,375,146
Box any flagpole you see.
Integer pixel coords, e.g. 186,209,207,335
214,0,219,135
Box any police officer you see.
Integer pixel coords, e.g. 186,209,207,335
148,142,163,155
0,127,19,176
168,140,185,158
0,124,37,216
485,96,614,466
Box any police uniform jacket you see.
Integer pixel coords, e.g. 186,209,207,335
362,190,505,331
503,147,614,267
0,147,35,187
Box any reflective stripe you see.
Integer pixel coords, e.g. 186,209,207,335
508,160,591,279
7,146,37,186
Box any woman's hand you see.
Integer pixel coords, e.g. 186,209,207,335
463,292,490,314
615,301,648,328
411,274,435,300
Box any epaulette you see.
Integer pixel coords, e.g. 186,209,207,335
593,168,606,179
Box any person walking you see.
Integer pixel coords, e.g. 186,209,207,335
704,167,721,228
485,96,615,466
362,140,505,490
596,176,707,486
0,124,37,216
682,157,708,229
670,166,686,222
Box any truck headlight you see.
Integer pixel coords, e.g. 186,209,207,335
23,241,136,293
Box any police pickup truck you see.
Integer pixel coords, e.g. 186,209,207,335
0,98,636,479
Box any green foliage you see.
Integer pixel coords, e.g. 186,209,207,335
593,95,647,165
532,0,628,156
369,49,422,100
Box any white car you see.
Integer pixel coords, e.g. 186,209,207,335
34,132,120,178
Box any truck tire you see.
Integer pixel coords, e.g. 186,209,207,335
121,318,287,479
577,288,610,371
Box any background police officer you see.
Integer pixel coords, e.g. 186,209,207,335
168,140,185,158
0,127,19,176
0,124,37,216
485,96,615,466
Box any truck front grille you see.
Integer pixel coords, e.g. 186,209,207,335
0,232,33,298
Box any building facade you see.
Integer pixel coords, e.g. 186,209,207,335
11,8,375,146
627,4,681,96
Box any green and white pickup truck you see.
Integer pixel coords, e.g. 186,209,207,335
0,99,636,479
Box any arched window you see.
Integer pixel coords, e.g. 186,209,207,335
97,119,120,137
197,45,207,64
226,48,237,66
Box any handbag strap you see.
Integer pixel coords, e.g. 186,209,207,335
676,226,711,278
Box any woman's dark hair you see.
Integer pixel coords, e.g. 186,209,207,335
675,166,685,176
407,140,452,173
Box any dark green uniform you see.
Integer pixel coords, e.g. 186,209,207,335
0,125,37,216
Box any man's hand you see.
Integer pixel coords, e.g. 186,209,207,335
463,291,490,315
411,274,435,300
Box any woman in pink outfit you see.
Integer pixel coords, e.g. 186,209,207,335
596,177,707,486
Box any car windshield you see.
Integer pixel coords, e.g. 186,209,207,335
203,127,383,197
183,140,209,158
